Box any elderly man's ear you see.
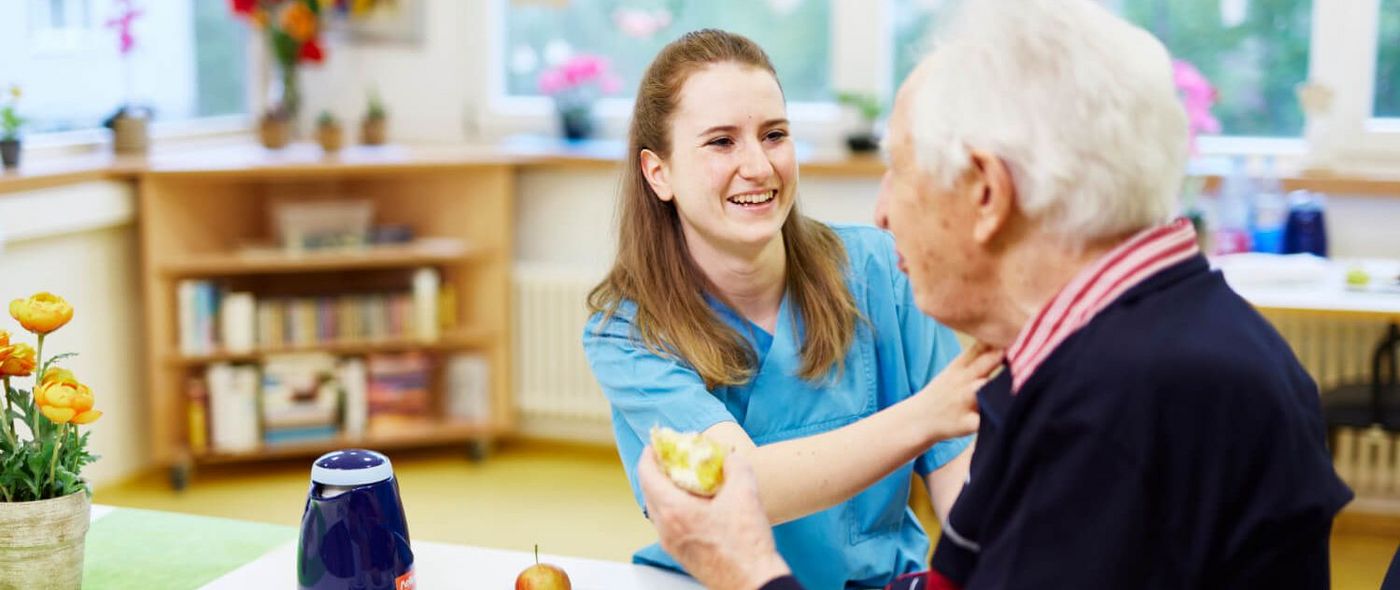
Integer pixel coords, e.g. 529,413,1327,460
965,148,1016,245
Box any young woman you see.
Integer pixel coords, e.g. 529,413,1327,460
583,29,1000,590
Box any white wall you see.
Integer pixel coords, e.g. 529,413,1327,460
516,167,1400,269
0,182,146,488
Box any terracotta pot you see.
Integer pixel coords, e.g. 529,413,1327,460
0,139,19,169
112,114,149,154
317,123,345,153
0,492,91,590
260,116,291,150
361,117,387,146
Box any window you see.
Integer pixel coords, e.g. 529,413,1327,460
1119,0,1312,138
891,0,1313,139
0,0,247,136
502,0,831,103
1377,0,1399,118
891,0,944,93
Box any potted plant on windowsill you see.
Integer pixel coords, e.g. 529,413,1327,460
104,0,151,155
0,293,103,589
538,54,622,142
316,110,344,153
1,85,24,169
360,87,388,146
836,91,883,154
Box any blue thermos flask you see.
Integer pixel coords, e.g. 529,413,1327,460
1283,190,1328,257
298,449,416,590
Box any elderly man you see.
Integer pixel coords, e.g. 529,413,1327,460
636,0,1352,588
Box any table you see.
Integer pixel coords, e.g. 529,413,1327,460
84,505,702,590
1217,255,1400,321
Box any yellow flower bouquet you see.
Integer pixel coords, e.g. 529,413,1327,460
0,292,101,502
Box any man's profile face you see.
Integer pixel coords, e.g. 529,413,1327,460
877,63,984,331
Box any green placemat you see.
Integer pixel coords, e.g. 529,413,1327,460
83,508,297,590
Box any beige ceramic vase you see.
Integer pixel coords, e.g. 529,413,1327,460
0,491,91,590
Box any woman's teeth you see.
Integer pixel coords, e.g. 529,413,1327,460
728,190,775,206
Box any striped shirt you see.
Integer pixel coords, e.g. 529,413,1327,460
1006,218,1199,393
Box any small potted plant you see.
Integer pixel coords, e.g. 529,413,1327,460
316,110,344,153
836,91,883,154
361,87,388,146
0,292,103,589
1,84,24,169
259,106,293,150
538,54,622,142
104,0,150,154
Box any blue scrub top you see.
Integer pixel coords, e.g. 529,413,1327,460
583,224,971,590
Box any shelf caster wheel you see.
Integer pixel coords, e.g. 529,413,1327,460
168,463,192,491
467,440,492,463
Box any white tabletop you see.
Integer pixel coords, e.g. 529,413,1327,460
1216,255,1400,320
198,539,703,590
88,505,702,590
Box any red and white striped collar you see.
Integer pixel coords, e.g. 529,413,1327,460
1005,217,1200,393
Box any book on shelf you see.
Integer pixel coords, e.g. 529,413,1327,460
206,362,260,453
260,353,341,445
366,352,433,434
176,268,447,357
340,357,369,440
445,354,491,423
185,376,209,454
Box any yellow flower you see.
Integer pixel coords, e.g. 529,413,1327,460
279,2,318,43
0,343,35,377
36,378,100,425
7,85,18,101
9,292,74,335
42,366,78,387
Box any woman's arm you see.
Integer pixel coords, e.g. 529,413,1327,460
703,343,1000,525
925,440,974,524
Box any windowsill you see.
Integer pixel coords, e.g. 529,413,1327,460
2,134,1399,197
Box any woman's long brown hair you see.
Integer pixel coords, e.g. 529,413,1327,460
587,29,859,390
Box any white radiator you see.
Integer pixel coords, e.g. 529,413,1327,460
1262,309,1398,500
1261,309,1392,392
513,265,612,425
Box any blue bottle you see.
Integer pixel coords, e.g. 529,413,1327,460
1249,156,1288,254
298,449,416,590
1283,190,1328,257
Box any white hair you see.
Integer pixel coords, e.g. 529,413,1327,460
910,0,1189,242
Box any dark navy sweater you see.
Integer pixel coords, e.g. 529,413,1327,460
929,255,1353,588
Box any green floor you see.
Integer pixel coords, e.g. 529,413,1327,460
94,441,1398,588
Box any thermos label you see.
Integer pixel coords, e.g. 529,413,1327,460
396,568,416,590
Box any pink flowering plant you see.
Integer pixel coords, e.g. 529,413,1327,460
1172,58,1220,154
537,54,622,113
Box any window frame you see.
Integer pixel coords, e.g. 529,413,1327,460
1304,0,1400,167
5,0,259,152
485,0,1400,164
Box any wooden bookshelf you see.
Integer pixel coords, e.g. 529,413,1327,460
162,328,496,366
137,153,516,488
193,421,501,465
160,239,486,278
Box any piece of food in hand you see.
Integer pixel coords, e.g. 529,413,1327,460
650,426,727,496
515,545,571,590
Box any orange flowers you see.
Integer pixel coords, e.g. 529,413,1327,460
279,2,318,43
9,292,74,335
0,342,35,377
35,373,101,426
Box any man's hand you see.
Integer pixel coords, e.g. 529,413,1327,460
638,446,792,590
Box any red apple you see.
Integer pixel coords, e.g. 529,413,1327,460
515,545,571,590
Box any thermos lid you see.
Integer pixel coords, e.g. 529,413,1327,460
311,449,394,486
